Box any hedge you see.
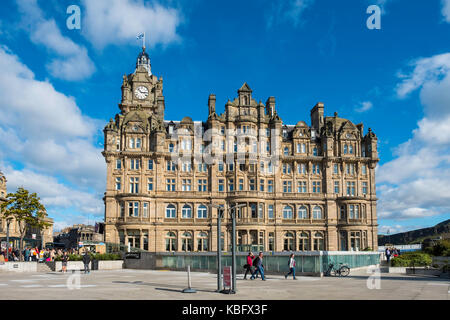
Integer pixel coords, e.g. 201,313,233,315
55,253,122,261
391,252,432,267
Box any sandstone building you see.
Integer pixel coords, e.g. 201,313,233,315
103,48,379,252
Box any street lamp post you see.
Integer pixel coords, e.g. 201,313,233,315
209,203,223,292
6,218,12,261
209,202,245,294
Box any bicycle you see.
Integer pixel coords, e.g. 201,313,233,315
324,262,351,277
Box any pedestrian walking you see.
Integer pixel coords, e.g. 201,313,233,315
385,247,391,264
250,252,265,281
24,247,30,262
83,251,91,274
61,251,69,273
285,253,297,280
243,252,254,280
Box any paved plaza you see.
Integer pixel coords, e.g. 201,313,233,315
0,269,448,300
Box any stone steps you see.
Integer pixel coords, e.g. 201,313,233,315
37,262,53,273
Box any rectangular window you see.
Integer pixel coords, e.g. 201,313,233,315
166,179,176,191
362,165,367,175
298,163,306,174
128,202,139,217
283,180,292,193
198,179,207,192
167,161,176,171
147,178,153,191
334,181,339,194
115,177,121,191
116,159,122,170
268,180,274,193
346,181,356,196
362,182,368,195
143,203,149,218
260,179,265,192
218,163,224,172
148,159,153,170
228,163,234,171
312,164,320,174
334,163,339,174
182,179,192,191
129,177,139,193
268,162,273,173
228,179,234,191
283,163,291,174
297,181,307,193
130,159,140,170
249,179,255,191
312,181,321,193
268,205,274,219
198,163,207,172
218,179,224,192
239,179,244,191
182,162,192,172
258,203,264,219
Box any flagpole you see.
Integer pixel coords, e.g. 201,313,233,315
143,32,146,49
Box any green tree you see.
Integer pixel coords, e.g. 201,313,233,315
0,187,50,260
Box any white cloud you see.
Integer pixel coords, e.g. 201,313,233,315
16,0,95,81
4,166,103,215
442,0,450,22
81,0,182,50
377,52,450,221
355,101,373,113
0,46,105,220
266,0,315,28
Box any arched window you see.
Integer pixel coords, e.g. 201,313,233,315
298,206,308,219
182,204,192,218
166,204,176,218
299,232,310,251
313,206,322,219
283,205,293,219
181,232,193,252
197,205,208,219
165,232,177,251
197,232,209,251
284,232,295,251
313,232,324,251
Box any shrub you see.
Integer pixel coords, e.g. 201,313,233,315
391,252,432,267
430,240,450,256
91,253,122,261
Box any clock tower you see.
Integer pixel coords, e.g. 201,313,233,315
119,46,165,120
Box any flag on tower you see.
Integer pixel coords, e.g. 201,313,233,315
136,33,144,40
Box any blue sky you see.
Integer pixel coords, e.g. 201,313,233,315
0,0,449,234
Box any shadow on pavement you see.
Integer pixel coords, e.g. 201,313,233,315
112,280,217,293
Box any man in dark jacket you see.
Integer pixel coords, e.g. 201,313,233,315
82,251,91,274
250,252,265,281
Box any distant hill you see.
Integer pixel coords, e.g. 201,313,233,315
378,219,450,246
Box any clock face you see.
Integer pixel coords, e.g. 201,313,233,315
135,86,149,100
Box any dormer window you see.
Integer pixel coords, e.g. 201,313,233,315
168,125,174,134
282,129,287,138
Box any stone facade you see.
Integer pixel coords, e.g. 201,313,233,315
103,48,379,253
